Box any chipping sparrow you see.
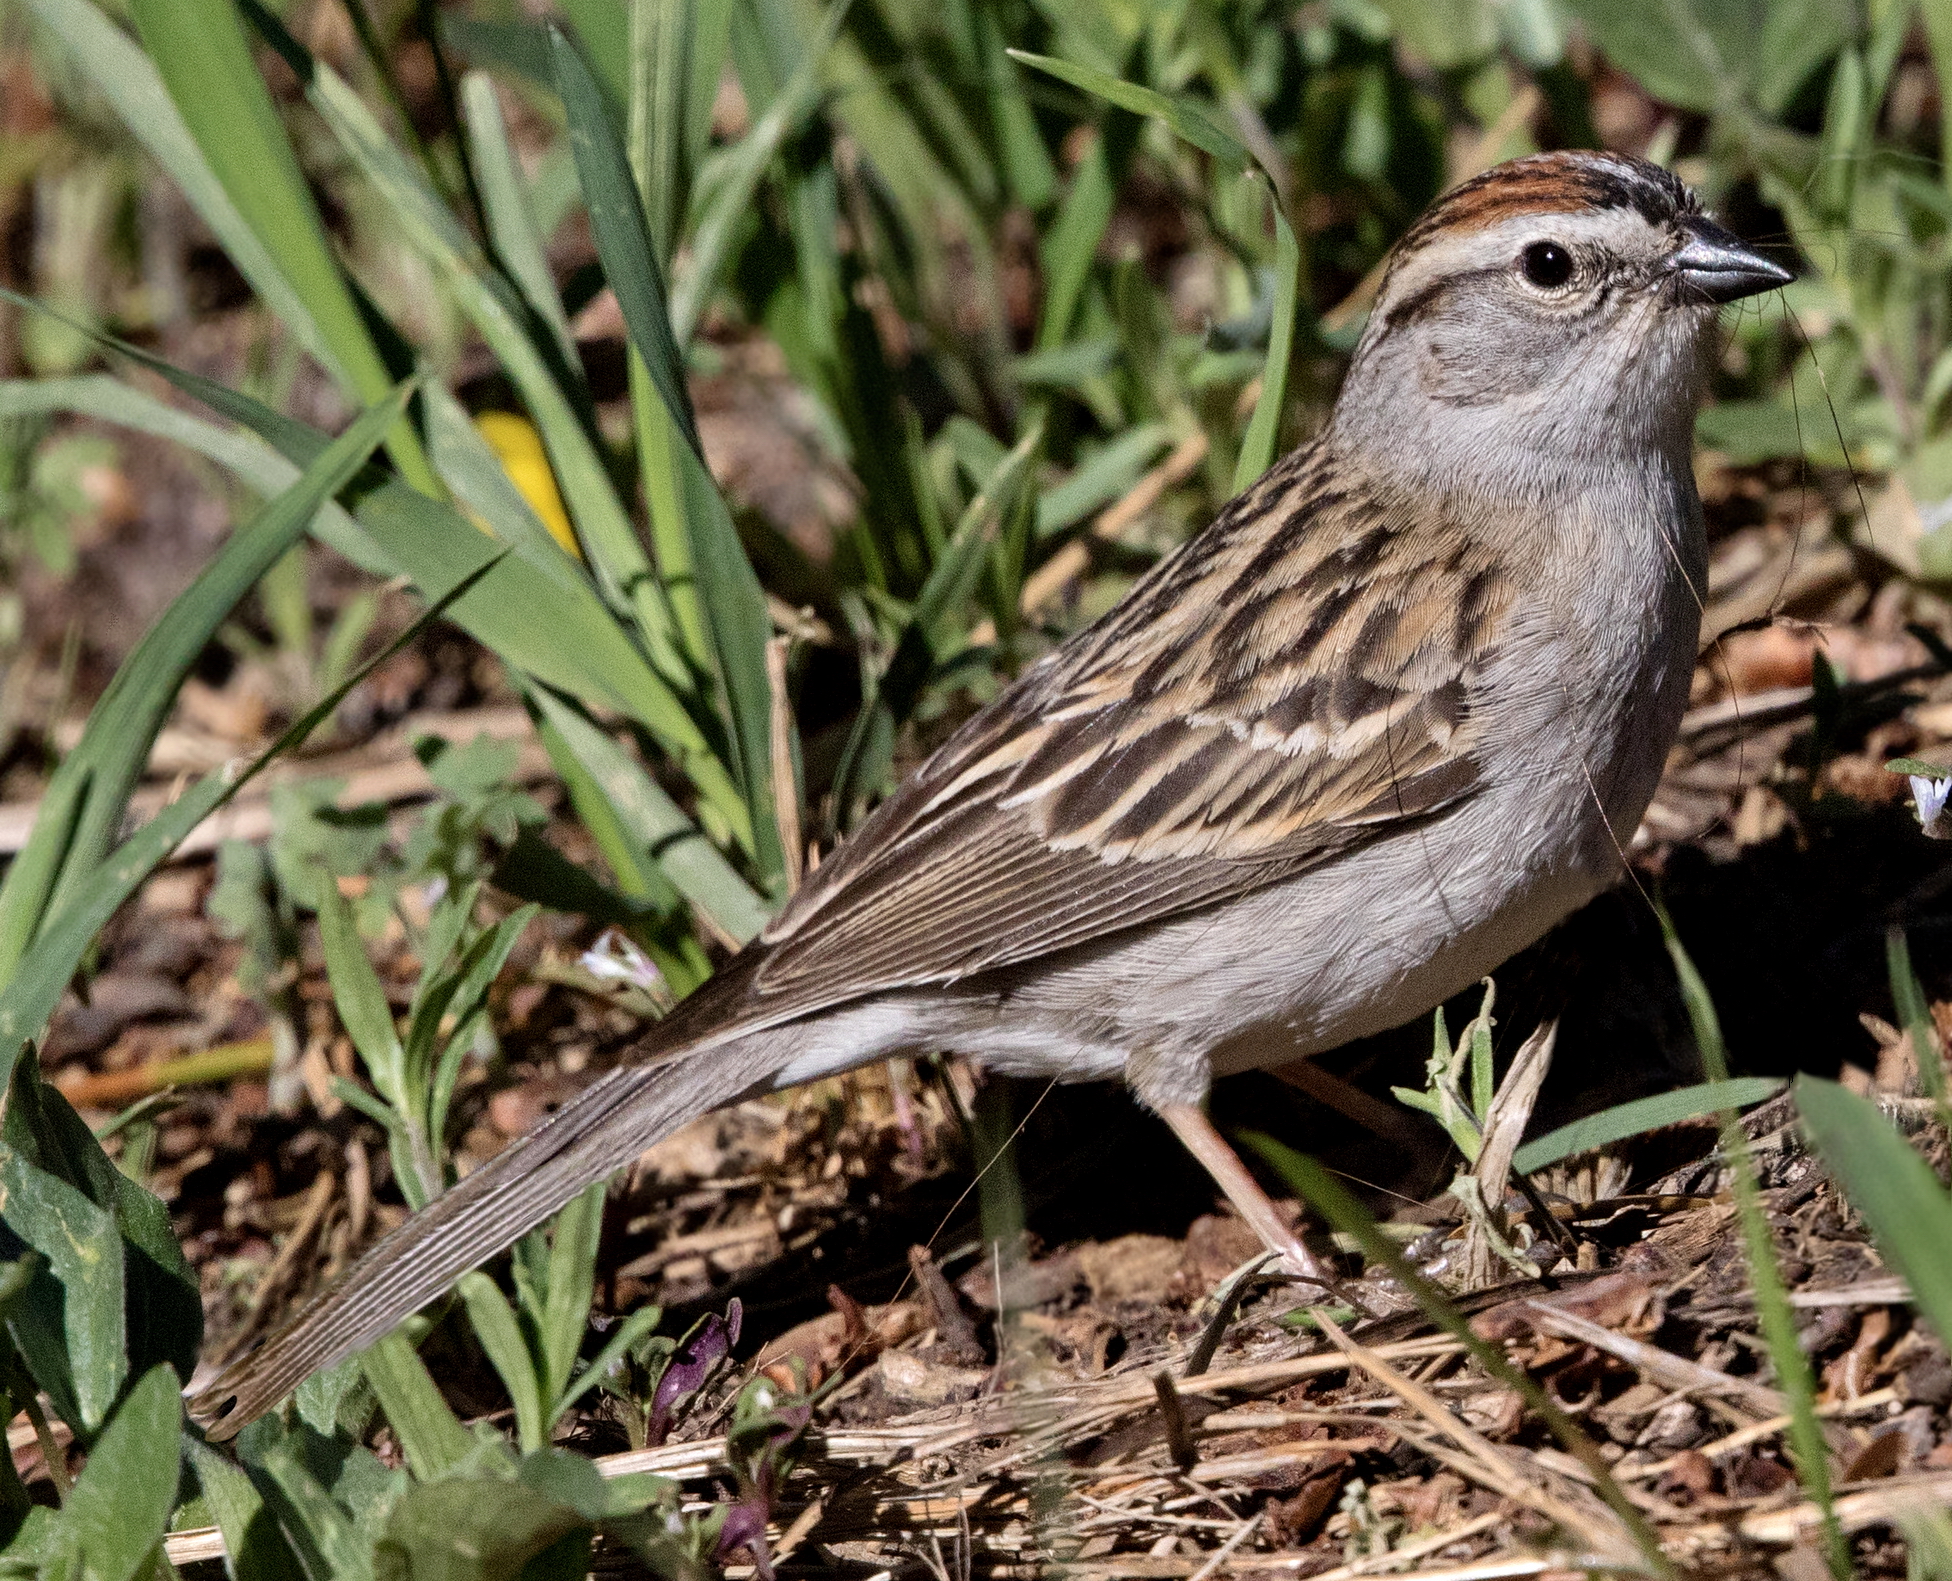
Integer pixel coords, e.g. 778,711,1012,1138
196,151,1789,1429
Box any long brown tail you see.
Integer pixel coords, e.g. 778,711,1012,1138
190,1032,780,1435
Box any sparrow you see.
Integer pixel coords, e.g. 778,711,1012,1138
195,150,1790,1430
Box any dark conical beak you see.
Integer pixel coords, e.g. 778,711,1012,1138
1669,216,1794,303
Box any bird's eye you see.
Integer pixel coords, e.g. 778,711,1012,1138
1521,241,1574,289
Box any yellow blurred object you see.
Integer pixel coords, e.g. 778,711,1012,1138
473,410,581,558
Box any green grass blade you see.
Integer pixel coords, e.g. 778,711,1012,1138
1887,924,1949,1118
20,0,336,380
558,0,630,107
1245,1133,1675,1577
1512,1079,1785,1175
1035,423,1170,537
458,1272,548,1453
668,6,842,347
552,21,785,889
265,9,696,698
629,0,692,263
463,69,580,374
1234,196,1302,490
1797,1075,1952,1353
1033,138,1115,351
551,23,700,454
1007,49,1248,169
0,380,413,984
526,686,773,945
540,1184,604,1410
128,0,435,493
1659,904,1846,1576
0,532,499,1103
0,373,391,575
361,1330,473,1480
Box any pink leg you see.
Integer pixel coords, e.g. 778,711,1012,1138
1157,1103,1331,1284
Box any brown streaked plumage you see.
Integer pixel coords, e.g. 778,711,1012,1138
191,151,1791,1434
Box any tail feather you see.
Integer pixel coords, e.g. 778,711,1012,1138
191,1037,777,1435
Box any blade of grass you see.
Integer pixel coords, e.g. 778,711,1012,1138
526,686,773,945
0,550,503,1095
248,4,700,711
1658,900,1847,1577
553,22,786,892
1796,1075,1952,1354
0,374,392,576
126,0,435,493
668,5,844,347
1234,196,1301,489
20,0,336,381
552,24,699,454
361,1330,473,1479
1006,50,1249,169
457,1272,548,1453
1887,924,1950,1126
462,70,581,376
1244,1133,1674,1578
0,380,414,984
1511,1078,1784,1175
629,0,692,263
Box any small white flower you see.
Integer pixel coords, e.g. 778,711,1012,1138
578,928,667,993
1912,775,1952,838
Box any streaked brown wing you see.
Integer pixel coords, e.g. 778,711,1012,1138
755,442,1514,1004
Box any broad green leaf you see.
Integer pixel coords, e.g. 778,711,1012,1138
0,381,412,997
1511,1079,1784,1174
58,1364,181,1581
128,0,434,491
362,1331,473,1481
458,1273,548,1454
375,1476,589,1581
246,1420,380,1581
186,1437,308,1581
1797,1075,1952,1353
2,1066,200,1384
0,1149,123,1430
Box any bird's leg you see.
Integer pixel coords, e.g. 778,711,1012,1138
1156,1103,1331,1284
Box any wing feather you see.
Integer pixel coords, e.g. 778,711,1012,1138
752,442,1514,1007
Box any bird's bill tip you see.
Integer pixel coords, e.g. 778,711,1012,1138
1670,216,1793,304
